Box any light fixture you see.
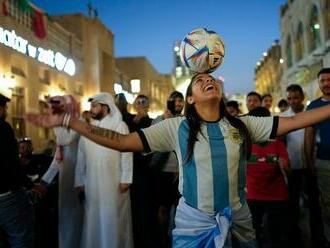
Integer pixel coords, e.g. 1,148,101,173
130,79,140,93
114,83,123,94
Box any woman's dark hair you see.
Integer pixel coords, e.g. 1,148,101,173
184,74,252,163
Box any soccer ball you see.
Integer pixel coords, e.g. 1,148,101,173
180,28,225,73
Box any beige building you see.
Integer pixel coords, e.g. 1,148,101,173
280,0,330,101
255,42,283,112
116,56,175,114
173,41,191,95
0,1,175,149
0,1,118,150
52,13,116,96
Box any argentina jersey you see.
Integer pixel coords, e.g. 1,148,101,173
138,115,278,214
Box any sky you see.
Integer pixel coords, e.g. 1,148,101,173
32,0,287,95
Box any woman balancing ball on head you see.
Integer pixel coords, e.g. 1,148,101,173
27,29,330,248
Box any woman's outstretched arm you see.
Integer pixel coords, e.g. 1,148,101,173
277,104,330,136
27,113,144,152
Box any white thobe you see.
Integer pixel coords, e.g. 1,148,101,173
75,115,133,248
42,128,84,248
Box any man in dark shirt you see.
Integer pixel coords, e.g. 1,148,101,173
127,94,160,248
0,93,34,248
305,68,330,244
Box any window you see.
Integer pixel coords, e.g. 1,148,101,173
39,101,50,139
308,5,321,51
39,69,50,84
295,22,304,62
10,87,25,138
286,36,293,68
325,0,330,40
75,82,83,96
11,66,26,78
8,0,32,30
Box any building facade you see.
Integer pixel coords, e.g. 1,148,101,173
280,0,330,100
0,0,118,149
0,0,177,148
255,41,283,112
116,56,175,114
173,41,191,95
52,13,116,97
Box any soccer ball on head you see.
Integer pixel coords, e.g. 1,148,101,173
180,28,225,74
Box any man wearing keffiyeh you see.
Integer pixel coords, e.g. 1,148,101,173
41,95,84,248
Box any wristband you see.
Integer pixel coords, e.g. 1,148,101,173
62,113,71,128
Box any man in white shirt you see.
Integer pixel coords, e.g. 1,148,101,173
281,84,325,247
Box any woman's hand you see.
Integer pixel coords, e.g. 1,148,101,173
26,112,65,128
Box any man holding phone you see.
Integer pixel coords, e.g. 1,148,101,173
128,95,161,247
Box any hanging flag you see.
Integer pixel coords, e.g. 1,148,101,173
18,0,32,13
32,9,46,39
2,0,8,16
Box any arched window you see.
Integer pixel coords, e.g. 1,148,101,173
286,36,293,68
308,5,321,51
295,22,304,61
325,0,330,40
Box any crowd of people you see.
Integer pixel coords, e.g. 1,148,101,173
0,67,330,248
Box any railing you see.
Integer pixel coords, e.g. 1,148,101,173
6,0,83,58
8,0,32,29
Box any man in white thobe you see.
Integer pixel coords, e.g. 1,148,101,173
41,96,84,248
42,128,84,248
75,93,133,248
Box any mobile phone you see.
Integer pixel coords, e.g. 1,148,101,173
167,100,176,115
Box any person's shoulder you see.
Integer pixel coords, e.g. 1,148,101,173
307,97,323,109
280,108,293,117
152,115,164,124
236,114,256,123
237,114,249,119
116,120,130,133
170,115,185,123
160,115,185,127
0,119,13,133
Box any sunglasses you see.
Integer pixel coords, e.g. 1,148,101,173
136,98,148,106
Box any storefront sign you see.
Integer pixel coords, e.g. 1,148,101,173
0,26,76,76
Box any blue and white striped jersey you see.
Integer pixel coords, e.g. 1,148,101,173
138,115,278,213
